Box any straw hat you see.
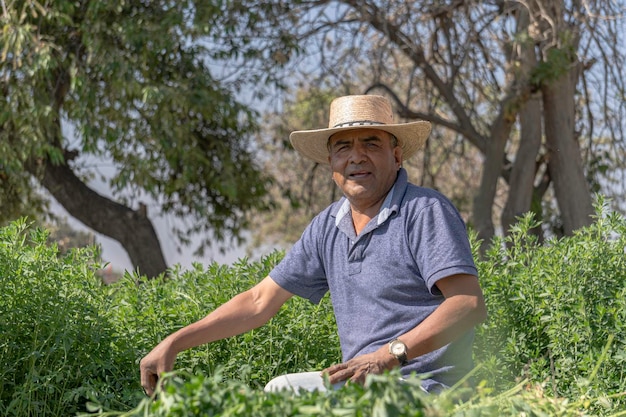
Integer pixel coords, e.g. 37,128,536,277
289,95,431,164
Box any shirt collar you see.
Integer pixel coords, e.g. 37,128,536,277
333,168,408,228
377,183,396,225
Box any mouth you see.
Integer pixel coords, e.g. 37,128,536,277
347,170,371,179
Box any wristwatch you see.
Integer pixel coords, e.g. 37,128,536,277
388,338,408,366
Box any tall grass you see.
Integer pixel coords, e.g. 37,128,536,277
475,198,626,414
106,253,341,390
1,200,625,416
0,219,140,416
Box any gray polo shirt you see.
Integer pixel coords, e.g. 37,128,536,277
270,168,478,390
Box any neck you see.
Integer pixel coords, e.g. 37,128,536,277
349,195,386,235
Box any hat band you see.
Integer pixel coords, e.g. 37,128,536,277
332,120,386,128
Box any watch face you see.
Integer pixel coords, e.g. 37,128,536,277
391,342,406,355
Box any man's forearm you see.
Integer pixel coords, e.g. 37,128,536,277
165,293,258,353
164,276,293,355
400,274,487,360
402,293,486,360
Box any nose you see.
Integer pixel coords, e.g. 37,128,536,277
348,143,367,164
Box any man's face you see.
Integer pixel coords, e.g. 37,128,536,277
328,128,402,212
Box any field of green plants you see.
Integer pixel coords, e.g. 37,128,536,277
1,201,625,416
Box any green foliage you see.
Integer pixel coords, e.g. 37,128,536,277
2,208,626,416
0,219,141,416
475,198,626,414
531,44,578,86
107,253,341,389
108,370,439,417
96,370,593,416
0,0,303,253
530,28,578,87
0,171,48,227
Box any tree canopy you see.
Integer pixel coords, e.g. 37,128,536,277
3,0,625,272
252,0,626,249
1,0,300,276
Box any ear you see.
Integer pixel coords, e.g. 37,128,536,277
394,146,403,169
328,161,338,184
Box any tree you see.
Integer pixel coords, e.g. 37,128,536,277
1,0,300,277
252,0,626,250
251,88,340,248
252,83,482,247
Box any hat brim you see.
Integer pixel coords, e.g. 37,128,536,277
289,121,432,165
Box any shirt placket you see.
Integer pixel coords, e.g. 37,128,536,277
348,232,374,275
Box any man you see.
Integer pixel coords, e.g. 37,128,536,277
140,95,487,396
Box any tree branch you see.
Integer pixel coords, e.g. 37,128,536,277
25,146,168,278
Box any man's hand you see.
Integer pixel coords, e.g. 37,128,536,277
140,339,177,396
322,346,397,385
137,277,293,396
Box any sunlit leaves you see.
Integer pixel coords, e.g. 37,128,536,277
475,199,626,413
0,0,300,254
2,214,626,415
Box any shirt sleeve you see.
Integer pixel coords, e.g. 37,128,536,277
269,216,330,304
411,197,478,294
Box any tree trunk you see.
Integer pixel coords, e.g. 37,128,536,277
502,9,543,236
473,105,515,254
36,159,168,278
502,95,543,235
542,68,594,235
